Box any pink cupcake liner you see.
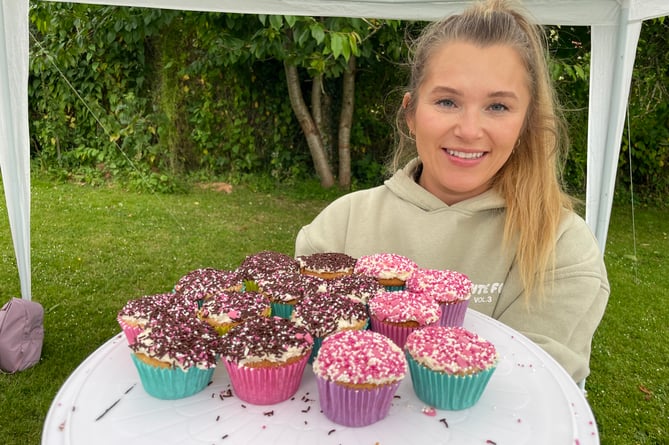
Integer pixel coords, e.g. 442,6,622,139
316,376,401,427
223,354,310,405
438,300,470,327
370,315,431,348
117,317,143,345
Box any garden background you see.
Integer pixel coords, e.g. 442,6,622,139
0,3,667,444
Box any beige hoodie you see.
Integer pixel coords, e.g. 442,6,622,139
295,159,609,382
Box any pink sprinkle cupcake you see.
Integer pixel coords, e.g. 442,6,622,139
405,268,472,327
219,316,313,405
368,290,441,348
354,253,418,291
404,326,498,410
313,329,407,427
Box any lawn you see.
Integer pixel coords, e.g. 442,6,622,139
0,176,666,444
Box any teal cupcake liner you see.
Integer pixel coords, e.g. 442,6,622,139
406,353,496,410
309,321,370,364
270,302,295,319
308,337,323,364
383,285,405,292
131,354,215,400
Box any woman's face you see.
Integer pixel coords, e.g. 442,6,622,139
406,41,531,205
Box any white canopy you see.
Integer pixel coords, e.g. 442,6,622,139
2,0,668,300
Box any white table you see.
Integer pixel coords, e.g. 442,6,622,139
42,310,599,444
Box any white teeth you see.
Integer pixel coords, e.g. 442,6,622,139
446,149,484,159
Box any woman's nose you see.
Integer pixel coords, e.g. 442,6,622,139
454,108,483,140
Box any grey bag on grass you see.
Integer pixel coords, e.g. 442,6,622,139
0,297,44,373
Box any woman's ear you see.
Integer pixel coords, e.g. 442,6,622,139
403,93,415,134
402,92,411,109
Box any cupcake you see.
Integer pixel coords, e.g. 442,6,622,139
404,326,498,410
354,253,418,291
236,250,300,283
368,290,441,348
255,271,309,318
117,292,196,345
197,290,271,335
219,316,313,405
322,274,384,305
173,267,243,307
129,312,223,400
405,268,472,327
296,252,357,280
291,292,369,362
312,329,407,427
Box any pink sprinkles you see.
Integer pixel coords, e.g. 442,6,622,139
312,330,407,385
405,268,472,303
354,253,418,281
369,290,441,325
405,326,497,375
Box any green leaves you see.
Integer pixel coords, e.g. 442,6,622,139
310,23,325,44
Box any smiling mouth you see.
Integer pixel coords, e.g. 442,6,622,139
446,149,485,160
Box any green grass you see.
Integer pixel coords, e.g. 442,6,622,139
587,202,669,444
0,176,667,444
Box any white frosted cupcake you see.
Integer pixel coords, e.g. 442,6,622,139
197,290,271,335
219,316,313,405
174,267,243,307
296,252,357,279
117,292,196,345
291,292,368,362
129,313,223,400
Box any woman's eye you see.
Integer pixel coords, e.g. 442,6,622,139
436,98,456,108
489,103,509,112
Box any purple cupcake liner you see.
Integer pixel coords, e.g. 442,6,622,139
223,354,310,405
438,300,470,327
316,376,401,427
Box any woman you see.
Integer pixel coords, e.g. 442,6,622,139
294,0,609,384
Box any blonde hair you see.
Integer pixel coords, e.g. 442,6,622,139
393,0,574,298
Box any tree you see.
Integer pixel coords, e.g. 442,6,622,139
247,16,400,188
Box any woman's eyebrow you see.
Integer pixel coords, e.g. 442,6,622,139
489,90,519,100
430,86,519,101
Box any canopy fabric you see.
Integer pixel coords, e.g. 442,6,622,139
2,0,669,300
0,1,31,301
